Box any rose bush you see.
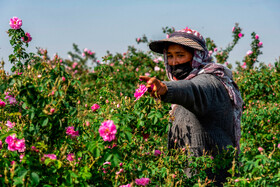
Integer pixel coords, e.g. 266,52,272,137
0,17,279,186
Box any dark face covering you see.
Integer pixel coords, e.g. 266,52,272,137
170,61,193,80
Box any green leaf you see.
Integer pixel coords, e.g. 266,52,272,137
22,102,27,109
92,147,100,158
81,171,92,179
30,172,40,186
153,117,158,124
13,168,28,185
70,107,77,116
55,160,62,169
31,112,35,120
70,171,79,178
45,158,52,166
125,131,132,142
13,177,24,185
18,168,29,178
42,118,49,127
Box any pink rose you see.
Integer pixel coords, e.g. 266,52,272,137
5,134,26,152
258,147,264,152
241,62,247,69
278,143,280,149
50,108,55,114
232,27,235,32
66,126,79,137
6,121,15,129
99,120,117,142
67,153,75,161
120,184,131,187
154,150,161,156
72,62,78,69
103,161,111,165
20,154,24,162
0,140,2,149
135,178,150,186
0,100,6,107
116,168,124,175
22,32,32,43
238,33,243,38
91,104,100,112
157,57,163,61
44,154,57,160
214,48,218,52
255,34,259,40
153,58,159,63
31,146,38,152
137,37,141,42
62,77,66,81
9,17,22,30
258,42,263,47
5,95,17,105
246,50,253,56
154,66,160,71
134,84,148,101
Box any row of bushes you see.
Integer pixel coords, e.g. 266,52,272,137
0,18,279,186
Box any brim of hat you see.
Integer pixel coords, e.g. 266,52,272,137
149,36,204,54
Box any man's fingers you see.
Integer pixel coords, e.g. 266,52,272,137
147,84,154,92
147,77,157,85
150,84,158,97
138,76,165,98
139,76,151,82
157,86,164,95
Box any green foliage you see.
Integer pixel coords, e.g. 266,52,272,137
206,23,245,69
0,22,279,186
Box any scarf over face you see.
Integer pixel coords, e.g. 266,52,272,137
163,27,243,151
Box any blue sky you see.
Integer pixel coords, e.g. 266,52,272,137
1,0,280,72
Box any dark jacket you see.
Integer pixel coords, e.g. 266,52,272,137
162,73,234,185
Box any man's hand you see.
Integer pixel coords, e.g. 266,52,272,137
139,76,168,98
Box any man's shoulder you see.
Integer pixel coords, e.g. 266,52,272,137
190,73,222,86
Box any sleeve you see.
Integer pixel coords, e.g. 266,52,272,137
161,74,224,116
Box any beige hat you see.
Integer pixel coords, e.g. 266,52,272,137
149,31,206,54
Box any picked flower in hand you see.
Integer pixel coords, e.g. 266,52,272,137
134,84,148,101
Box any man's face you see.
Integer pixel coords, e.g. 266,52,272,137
167,44,193,66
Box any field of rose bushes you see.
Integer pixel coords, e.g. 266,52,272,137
0,17,279,186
